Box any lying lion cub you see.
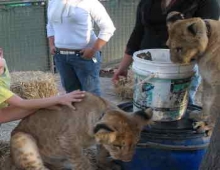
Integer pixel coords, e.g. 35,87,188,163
10,92,152,170
166,15,220,131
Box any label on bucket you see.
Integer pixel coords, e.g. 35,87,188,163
170,78,191,106
133,73,192,121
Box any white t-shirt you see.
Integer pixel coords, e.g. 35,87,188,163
47,0,116,49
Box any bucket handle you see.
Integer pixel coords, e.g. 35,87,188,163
135,73,156,87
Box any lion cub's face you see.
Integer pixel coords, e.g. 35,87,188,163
94,109,152,162
167,18,209,64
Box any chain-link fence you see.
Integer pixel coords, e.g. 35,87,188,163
0,0,50,71
0,0,138,71
97,0,138,67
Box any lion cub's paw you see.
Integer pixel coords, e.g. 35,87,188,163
192,121,213,136
193,121,206,130
188,110,212,136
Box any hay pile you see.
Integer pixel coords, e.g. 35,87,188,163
113,70,134,100
10,71,58,99
0,140,10,164
0,141,16,170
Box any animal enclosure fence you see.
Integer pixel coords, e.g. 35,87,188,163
0,0,138,71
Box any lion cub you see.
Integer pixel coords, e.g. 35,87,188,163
10,92,152,170
166,15,220,130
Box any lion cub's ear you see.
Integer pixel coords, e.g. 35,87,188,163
187,22,204,36
133,108,153,127
93,123,117,144
166,11,184,30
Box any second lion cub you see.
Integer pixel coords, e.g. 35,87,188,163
166,15,220,131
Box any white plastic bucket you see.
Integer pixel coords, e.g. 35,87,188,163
132,49,196,121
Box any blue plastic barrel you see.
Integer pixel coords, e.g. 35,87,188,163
118,102,210,170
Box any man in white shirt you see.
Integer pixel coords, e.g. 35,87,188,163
47,0,116,96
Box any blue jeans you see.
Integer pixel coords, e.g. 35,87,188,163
54,51,102,96
189,65,201,104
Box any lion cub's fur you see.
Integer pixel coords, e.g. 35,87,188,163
167,16,220,125
10,92,152,170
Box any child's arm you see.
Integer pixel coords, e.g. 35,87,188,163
0,91,85,123
6,90,85,110
0,106,35,123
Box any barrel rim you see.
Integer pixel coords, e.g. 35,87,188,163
136,142,209,150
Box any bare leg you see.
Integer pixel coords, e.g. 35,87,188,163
11,132,49,170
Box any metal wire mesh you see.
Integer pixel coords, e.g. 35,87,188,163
0,0,138,71
0,1,49,71
99,0,138,67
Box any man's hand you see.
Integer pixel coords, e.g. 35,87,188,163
48,36,56,55
50,45,56,55
112,69,128,85
80,48,97,60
